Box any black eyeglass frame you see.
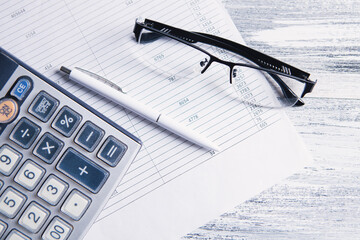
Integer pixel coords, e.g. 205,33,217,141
134,18,317,107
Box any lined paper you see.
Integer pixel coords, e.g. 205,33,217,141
0,1,311,239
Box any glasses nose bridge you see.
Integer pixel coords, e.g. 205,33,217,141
200,56,213,74
203,55,234,83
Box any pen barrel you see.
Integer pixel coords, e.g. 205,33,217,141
68,68,219,151
69,69,160,122
157,114,220,151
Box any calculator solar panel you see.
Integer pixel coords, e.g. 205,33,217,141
0,48,142,240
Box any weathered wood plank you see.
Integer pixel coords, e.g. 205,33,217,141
184,97,360,239
183,0,360,239
226,0,360,99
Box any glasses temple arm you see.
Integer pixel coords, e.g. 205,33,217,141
141,19,313,82
196,32,311,80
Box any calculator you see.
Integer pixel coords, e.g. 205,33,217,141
0,48,142,240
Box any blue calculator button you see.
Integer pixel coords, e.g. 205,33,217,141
97,136,127,167
10,77,32,101
10,118,41,149
57,148,109,193
34,132,64,164
75,121,104,152
29,91,59,122
52,106,82,137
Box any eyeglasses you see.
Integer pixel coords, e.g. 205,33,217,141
133,18,317,108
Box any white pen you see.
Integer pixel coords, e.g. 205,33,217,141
60,66,220,151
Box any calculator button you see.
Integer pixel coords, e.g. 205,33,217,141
28,91,59,122
33,132,64,164
57,148,109,193
10,118,41,149
0,187,26,218
52,106,82,137
0,98,19,124
14,160,45,191
10,77,32,101
0,144,22,176
61,190,91,221
5,229,31,240
38,175,68,206
42,216,72,240
18,201,50,233
75,121,104,152
97,136,127,167
0,180,3,190
0,219,7,238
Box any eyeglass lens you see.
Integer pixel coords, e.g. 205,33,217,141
136,27,305,108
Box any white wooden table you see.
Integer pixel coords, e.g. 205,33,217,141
184,0,360,239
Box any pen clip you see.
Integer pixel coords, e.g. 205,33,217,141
75,67,126,94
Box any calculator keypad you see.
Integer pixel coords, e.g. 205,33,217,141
0,54,141,240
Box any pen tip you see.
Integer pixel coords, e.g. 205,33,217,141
60,66,71,75
212,144,221,152
204,140,221,152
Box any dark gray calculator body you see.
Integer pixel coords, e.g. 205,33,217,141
0,48,141,240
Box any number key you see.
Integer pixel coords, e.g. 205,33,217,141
0,219,7,238
38,175,68,205
5,229,31,240
0,144,22,176
18,201,50,233
42,216,72,240
0,187,26,218
14,160,45,191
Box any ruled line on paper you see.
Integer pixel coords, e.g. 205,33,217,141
0,0,279,222
99,115,281,222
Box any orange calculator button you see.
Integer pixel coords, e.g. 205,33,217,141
0,98,19,124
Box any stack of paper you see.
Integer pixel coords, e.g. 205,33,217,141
0,0,311,239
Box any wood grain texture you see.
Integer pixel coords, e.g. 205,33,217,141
183,0,360,239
